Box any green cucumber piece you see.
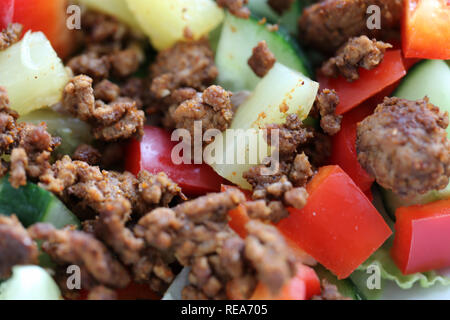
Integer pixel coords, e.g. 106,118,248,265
216,12,311,91
0,266,62,300
0,176,80,228
380,60,450,215
314,265,361,300
247,0,305,36
20,108,93,157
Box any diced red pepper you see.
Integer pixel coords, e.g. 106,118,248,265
402,0,450,60
329,103,376,192
1,0,76,59
391,199,450,275
125,126,226,196
277,166,392,279
318,50,407,115
251,264,320,300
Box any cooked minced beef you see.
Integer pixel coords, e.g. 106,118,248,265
63,75,145,141
268,0,295,15
216,0,250,19
357,97,450,197
312,280,351,300
67,11,143,81
0,215,38,279
39,156,182,219
150,40,218,99
28,223,131,289
0,87,60,187
72,144,101,166
248,41,276,77
321,36,392,82
298,0,402,54
0,23,23,51
164,85,234,139
135,189,296,299
314,89,342,135
87,286,118,300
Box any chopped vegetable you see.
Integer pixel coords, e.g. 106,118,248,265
216,12,311,91
251,264,320,300
20,108,93,156
0,265,62,300
126,0,224,50
318,50,406,115
125,126,226,196
277,165,392,279
329,103,375,192
78,0,143,32
0,0,75,59
0,31,70,115
315,265,360,300
391,200,450,274
0,176,80,229
207,62,318,189
402,0,450,60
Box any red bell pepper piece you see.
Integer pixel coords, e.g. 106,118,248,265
277,165,392,279
391,199,450,275
251,264,320,300
329,103,376,192
318,50,407,115
0,0,75,59
125,126,226,196
402,0,450,60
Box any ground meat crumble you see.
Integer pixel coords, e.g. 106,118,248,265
314,89,342,136
0,215,38,280
268,0,295,15
321,36,392,82
357,97,450,197
248,41,276,78
217,0,251,19
0,23,23,51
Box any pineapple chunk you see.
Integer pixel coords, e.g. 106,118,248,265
126,0,224,50
206,63,319,189
77,0,142,32
0,32,70,115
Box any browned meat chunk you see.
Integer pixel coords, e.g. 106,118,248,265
312,280,352,300
248,41,276,77
357,97,450,196
321,36,392,81
299,0,403,54
0,215,38,279
289,152,314,187
0,23,23,51
268,0,295,15
217,0,250,19
87,286,118,300
314,89,342,135
150,40,218,99
67,53,111,81
28,223,131,289
39,156,182,218
63,75,145,141
165,85,234,138
72,144,101,166
9,148,27,188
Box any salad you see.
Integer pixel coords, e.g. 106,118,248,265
0,0,449,301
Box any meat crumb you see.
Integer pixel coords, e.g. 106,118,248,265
72,144,101,166
0,215,38,280
9,148,28,188
248,41,276,78
217,0,251,19
314,89,342,136
0,23,23,51
321,36,392,82
87,285,118,300
312,280,352,300
357,97,450,197
268,0,295,15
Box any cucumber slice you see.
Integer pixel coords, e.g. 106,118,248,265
380,60,450,215
206,62,318,189
216,13,311,91
314,265,361,300
0,177,80,228
20,108,93,157
247,0,305,36
0,266,62,300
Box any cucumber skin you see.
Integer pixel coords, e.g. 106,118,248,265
216,13,312,91
0,177,80,228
